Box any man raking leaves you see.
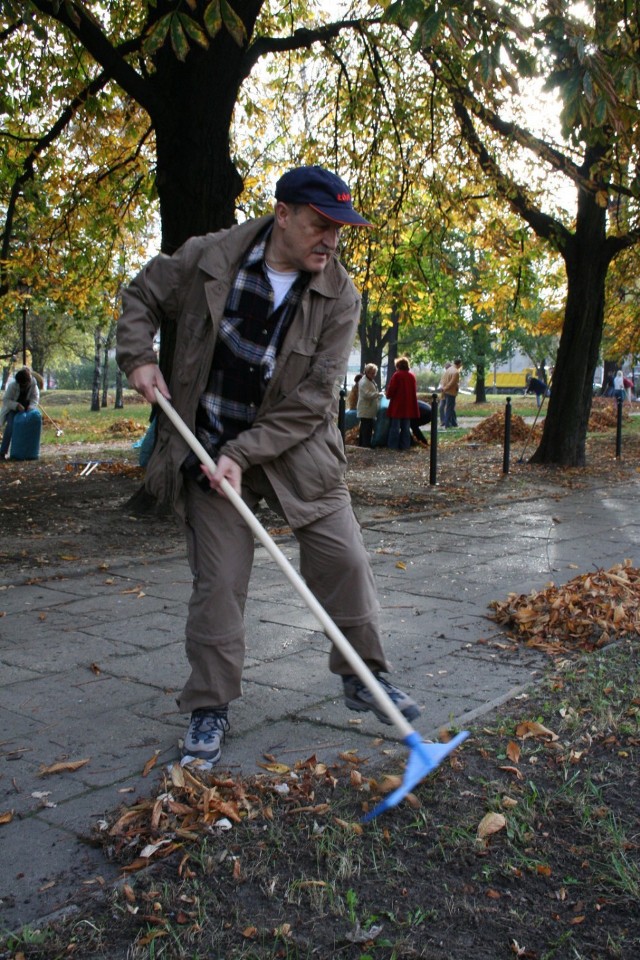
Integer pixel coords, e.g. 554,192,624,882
117,167,466,816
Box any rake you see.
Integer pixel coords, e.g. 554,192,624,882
37,402,64,437
154,388,468,820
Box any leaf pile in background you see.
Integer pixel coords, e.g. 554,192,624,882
489,560,640,655
107,418,147,437
463,412,539,444
589,396,629,431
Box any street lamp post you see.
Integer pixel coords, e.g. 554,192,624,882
22,301,27,365
17,282,30,366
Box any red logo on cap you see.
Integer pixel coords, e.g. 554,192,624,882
336,192,351,202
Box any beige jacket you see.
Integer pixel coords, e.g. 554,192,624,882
440,365,460,396
116,216,361,528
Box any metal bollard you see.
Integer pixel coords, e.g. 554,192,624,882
338,376,347,443
616,395,623,459
430,393,438,485
503,396,511,474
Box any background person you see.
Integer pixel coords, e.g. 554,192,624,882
0,367,39,460
440,358,462,428
437,361,451,426
410,399,432,446
116,165,420,766
356,363,381,448
525,373,550,408
613,369,626,402
385,356,419,451
346,373,362,411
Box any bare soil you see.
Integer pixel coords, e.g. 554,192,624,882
1,425,636,580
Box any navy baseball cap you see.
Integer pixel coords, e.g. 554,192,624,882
274,165,372,227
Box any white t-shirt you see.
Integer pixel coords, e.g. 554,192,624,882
265,263,300,310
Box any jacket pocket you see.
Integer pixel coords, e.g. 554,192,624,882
277,338,318,395
279,429,346,501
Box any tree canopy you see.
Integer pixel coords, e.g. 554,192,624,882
2,0,638,466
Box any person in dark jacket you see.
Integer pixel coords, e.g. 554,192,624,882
410,399,432,446
386,357,420,451
525,374,550,408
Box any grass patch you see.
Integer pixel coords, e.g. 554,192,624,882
35,390,151,446
2,640,637,959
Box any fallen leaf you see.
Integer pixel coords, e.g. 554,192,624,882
506,740,521,763
333,817,364,835
515,720,559,742
39,758,90,776
257,762,290,774
142,751,160,777
499,765,524,780
477,811,507,839
0,810,14,825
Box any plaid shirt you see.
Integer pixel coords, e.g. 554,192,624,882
187,228,309,473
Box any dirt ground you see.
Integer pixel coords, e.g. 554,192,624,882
5,413,630,597
1,424,637,581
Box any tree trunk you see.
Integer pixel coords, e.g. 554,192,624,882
358,294,388,381
530,183,609,466
101,343,109,407
114,366,123,409
474,362,487,403
384,308,400,387
146,20,258,386
90,329,102,412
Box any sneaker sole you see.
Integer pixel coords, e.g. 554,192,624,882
181,744,222,764
345,697,421,726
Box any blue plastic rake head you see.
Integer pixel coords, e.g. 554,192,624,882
362,730,470,822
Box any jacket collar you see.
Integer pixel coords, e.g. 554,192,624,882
197,215,343,299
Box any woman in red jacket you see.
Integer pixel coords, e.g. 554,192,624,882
386,357,419,450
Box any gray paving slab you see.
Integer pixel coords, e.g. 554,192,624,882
0,478,638,935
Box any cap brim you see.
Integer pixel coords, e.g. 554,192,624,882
309,203,372,227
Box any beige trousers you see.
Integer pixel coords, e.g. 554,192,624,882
177,469,388,713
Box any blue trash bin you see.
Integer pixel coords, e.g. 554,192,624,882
10,408,42,460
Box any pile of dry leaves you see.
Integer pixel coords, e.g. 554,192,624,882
463,412,539,444
100,751,410,872
107,418,147,438
488,560,640,656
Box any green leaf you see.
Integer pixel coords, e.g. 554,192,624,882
420,6,445,45
143,13,172,59
221,0,247,46
593,97,607,127
180,13,210,50
204,0,222,38
170,15,189,61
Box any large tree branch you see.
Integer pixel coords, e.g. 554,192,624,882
239,17,379,82
28,0,156,113
450,95,573,255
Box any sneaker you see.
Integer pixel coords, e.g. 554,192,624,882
182,707,230,763
343,674,421,725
